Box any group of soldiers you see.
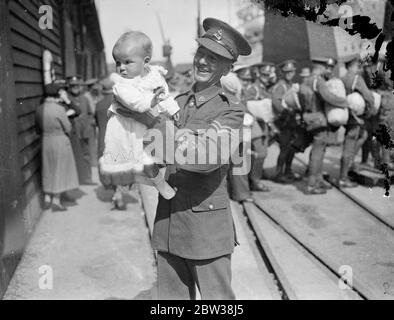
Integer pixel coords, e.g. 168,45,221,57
227,54,394,201
61,75,104,187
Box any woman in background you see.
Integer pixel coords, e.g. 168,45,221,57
36,83,79,211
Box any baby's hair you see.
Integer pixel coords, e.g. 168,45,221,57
113,30,153,59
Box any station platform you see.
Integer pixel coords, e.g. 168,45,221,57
3,169,156,300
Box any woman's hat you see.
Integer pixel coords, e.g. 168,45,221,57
44,82,66,97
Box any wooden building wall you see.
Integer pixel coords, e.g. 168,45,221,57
0,0,106,298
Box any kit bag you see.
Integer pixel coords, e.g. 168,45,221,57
301,78,327,131
324,78,349,127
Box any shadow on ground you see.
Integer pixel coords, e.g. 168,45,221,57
93,186,139,204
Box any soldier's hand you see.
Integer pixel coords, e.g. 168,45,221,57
151,87,166,108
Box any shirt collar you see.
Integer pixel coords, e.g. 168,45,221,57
189,84,223,107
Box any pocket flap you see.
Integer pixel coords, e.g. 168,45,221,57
191,195,228,212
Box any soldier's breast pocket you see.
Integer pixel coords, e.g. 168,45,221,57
191,194,229,213
188,194,233,244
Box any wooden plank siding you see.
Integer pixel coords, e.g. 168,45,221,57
8,0,63,194
1,0,106,298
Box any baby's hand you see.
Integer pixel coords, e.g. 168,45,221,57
151,87,166,108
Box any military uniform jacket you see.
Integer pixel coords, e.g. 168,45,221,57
271,79,296,127
241,83,264,139
69,94,94,140
151,84,244,260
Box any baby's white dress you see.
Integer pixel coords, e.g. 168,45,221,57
99,65,179,181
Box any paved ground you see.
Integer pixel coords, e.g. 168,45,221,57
4,168,156,300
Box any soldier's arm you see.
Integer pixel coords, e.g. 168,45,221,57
148,100,244,174
355,75,375,108
271,83,286,114
67,100,81,117
316,78,348,108
176,105,244,173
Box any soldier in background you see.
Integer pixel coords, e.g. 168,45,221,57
235,65,270,192
362,58,394,170
340,56,375,187
302,57,348,194
300,67,311,86
268,63,278,87
271,59,301,183
222,72,255,203
84,78,102,166
253,62,277,179
67,76,95,185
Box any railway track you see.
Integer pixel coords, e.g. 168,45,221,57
237,144,394,300
293,155,394,231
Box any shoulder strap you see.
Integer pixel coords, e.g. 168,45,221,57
312,78,318,92
351,74,359,92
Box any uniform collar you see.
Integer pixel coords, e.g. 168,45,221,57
257,81,267,90
190,84,223,107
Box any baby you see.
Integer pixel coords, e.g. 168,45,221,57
98,31,178,199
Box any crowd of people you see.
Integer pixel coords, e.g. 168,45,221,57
33,15,394,300
35,75,116,211
36,52,394,211
223,54,394,201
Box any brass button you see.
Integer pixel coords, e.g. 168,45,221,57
208,204,214,210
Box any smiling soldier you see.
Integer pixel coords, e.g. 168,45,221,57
147,18,251,300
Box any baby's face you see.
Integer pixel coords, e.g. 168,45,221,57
113,41,148,79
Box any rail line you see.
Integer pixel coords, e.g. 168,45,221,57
293,155,394,232
240,200,366,300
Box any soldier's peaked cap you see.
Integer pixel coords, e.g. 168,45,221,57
279,59,296,72
252,62,275,75
234,66,253,80
196,18,252,61
311,57,331,65
67,75,83,85
326,57,337,67
344,54,361,68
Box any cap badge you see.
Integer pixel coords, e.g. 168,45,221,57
213,29,223,41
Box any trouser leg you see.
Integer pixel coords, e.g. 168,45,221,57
382,146,391,164
361,135,371,163
371,138,382,166
353,126,368,160
80,137,92,182
228,143,252,201
276,128,292,177
284,147,296,175
340,125,360,180
250,137,267,186
308,130,327,187
189,254,235,300
157,252,196,300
